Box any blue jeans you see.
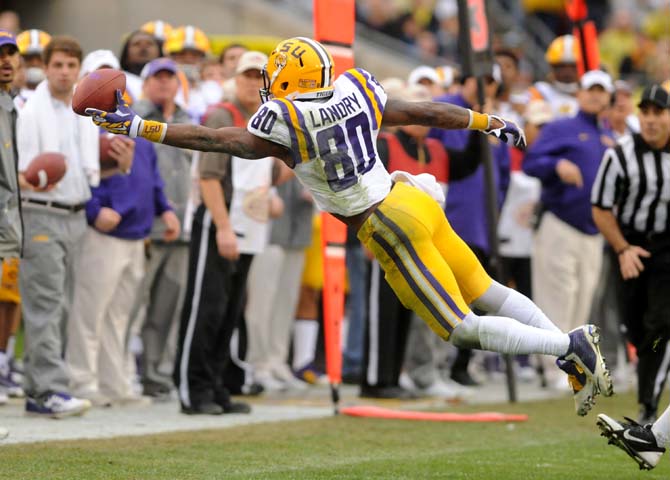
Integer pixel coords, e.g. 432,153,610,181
343,243,367,376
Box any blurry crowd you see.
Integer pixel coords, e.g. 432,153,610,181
0,1,668,437
357,0,668,88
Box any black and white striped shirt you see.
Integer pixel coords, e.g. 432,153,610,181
591,133,670,234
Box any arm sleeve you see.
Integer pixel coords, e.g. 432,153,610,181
199,108,235,180
591,147,623,209
85,184,106,225
447,131,486,181
522,122,566,181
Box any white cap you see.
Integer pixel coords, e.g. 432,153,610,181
435,65,456,88
235,50,268,75
580,70,614,93
408,65,440,87
80,49,120,78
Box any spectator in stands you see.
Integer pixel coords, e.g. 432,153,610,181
129,57,194,399
17,35,97,418
523,70,615,390
219,44,248,103
119,30,161,101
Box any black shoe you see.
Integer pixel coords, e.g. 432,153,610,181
450,370,479,387
221,400,251,414
359,386,418,400
341,372,361,385
142,379,172,398
597,414,666,470
181,401,224,415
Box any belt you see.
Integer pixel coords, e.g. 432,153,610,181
22,198,86,213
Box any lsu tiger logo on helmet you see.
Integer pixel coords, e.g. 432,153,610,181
260,37,334,103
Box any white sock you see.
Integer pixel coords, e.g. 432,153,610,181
0,351,7,377
5,335,15,360
451,312,570,356
473,280,562,333
292,320,319,371
652,404,670,447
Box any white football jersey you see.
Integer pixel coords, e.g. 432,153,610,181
247,68,392,217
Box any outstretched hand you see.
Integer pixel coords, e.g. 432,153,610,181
485,115,527,150
86,90,142,137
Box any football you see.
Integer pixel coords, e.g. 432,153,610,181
99,133,118,169
24,152,67,188
72,68,126,116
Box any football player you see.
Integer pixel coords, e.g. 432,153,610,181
86,36,613,415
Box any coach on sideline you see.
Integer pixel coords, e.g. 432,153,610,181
591,84,670,425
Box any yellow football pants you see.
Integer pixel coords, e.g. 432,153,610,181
357,182,492,340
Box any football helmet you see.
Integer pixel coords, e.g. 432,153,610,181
545,34,580,65
16,29,51,57
260,37,334,103
163,25,210,55
140,20,173,42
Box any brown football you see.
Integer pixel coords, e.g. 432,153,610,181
99,133,118,169
72,68,126,116
24,152,67,188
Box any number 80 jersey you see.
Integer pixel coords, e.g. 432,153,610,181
247,67,393,217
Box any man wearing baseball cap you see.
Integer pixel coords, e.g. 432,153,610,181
128,56,192,399
523,70,615,398
0,29,20,440
593,82,670,442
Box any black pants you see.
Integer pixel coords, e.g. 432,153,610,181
361,260,411,388
616,236,670,415
173,205,253,408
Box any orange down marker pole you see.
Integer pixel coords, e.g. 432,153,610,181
567,0,600,76
314,0,355,415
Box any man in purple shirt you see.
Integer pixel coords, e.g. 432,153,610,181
523,70,615,390
66,129,180,407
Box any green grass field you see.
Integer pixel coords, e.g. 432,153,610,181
1,391,667,479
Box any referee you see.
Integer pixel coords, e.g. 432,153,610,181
591,84,670,425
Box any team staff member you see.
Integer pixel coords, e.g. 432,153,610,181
173,51,284,415
18,36,98,418
0,30,20,440
523,70,615,392
87,36,613,417
592,84,670,425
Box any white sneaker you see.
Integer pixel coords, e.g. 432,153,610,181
398,372,416,391
0,426,8,440
420,379,471,401
0,388,8,406
254,371,287,392
272,365,308,390
25,392,92,418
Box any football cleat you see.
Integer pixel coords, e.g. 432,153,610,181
597,414,666,470
556,358,596,416
560,325,613,398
